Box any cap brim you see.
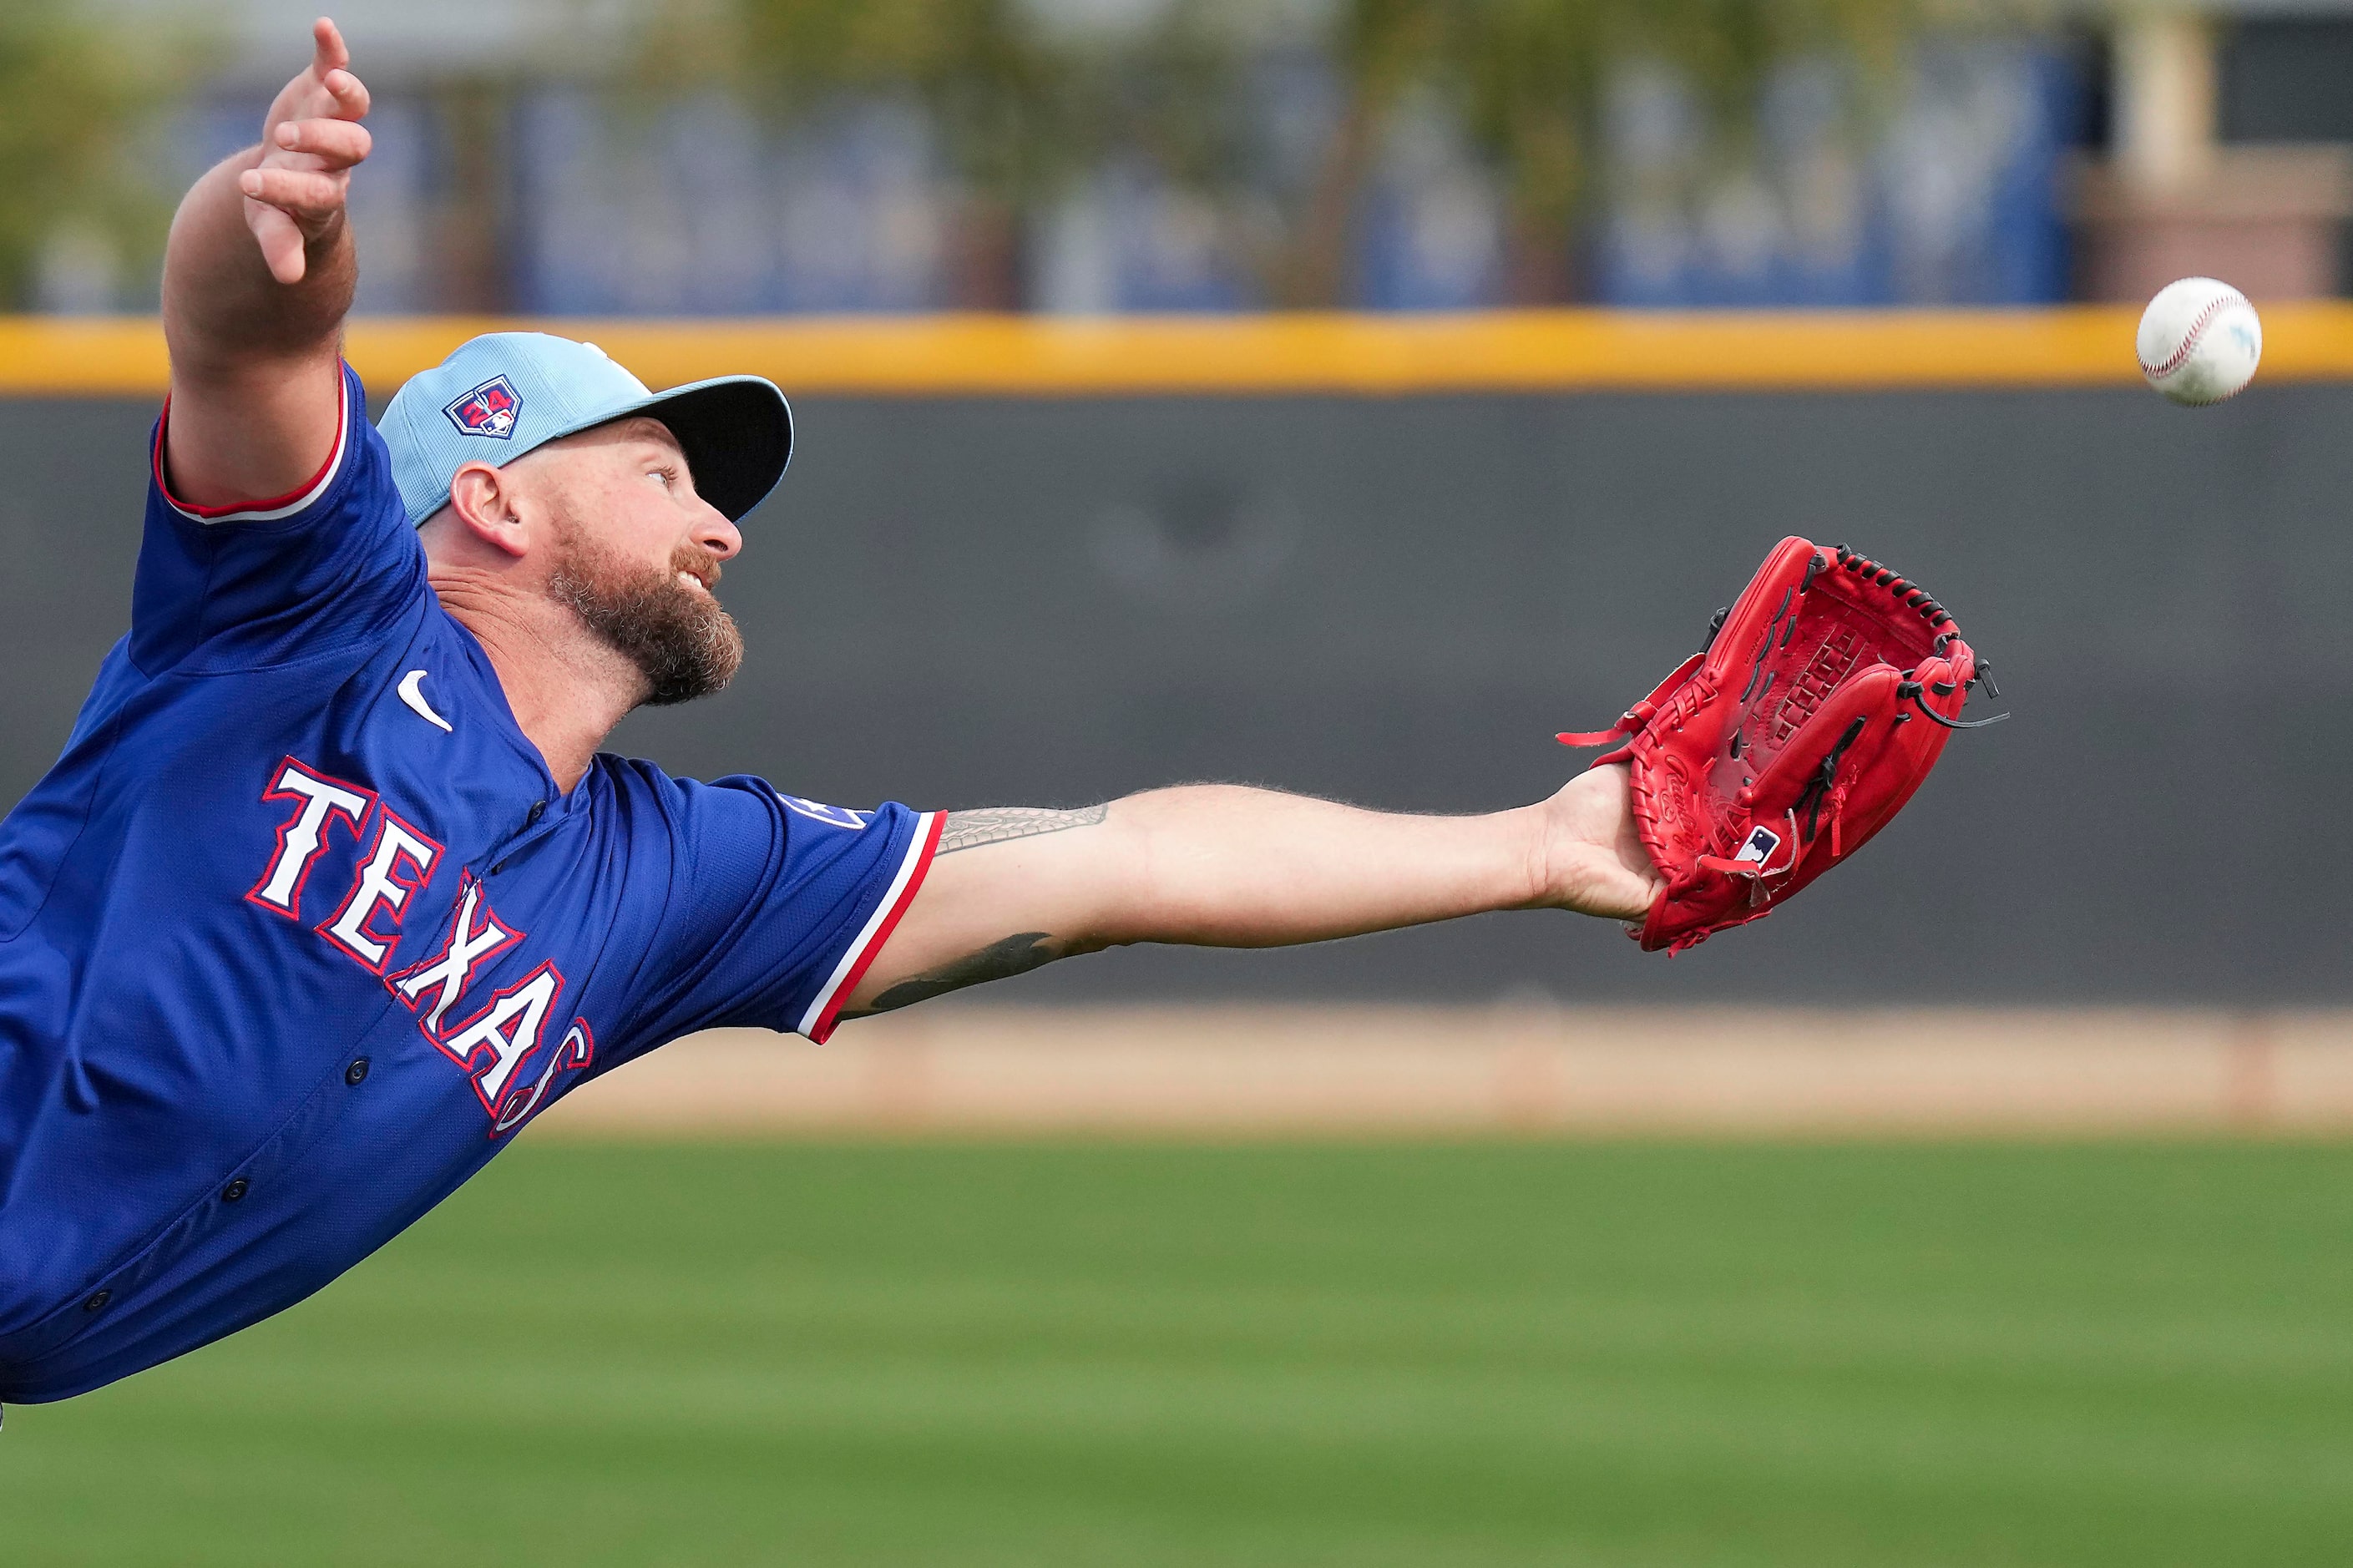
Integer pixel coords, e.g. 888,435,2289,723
627,377,793,523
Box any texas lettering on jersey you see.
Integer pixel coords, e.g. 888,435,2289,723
247,753,594,1136
0,363,945,1409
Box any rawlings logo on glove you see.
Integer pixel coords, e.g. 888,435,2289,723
1561,537,2003,953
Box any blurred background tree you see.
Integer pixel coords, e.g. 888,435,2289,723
655,0,1944,307
0,0,190,311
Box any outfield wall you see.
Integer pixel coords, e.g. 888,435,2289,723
4,313,2350,1006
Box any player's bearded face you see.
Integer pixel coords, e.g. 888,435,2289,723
547,521,745,707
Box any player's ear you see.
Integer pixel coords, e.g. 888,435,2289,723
445,462,530,559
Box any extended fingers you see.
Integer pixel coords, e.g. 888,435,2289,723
320,65,370,121
311,17,349,78
296,18,367,124
273,116,371,167
239,164,348,220
246,203,309,286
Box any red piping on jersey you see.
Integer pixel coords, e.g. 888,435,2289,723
153,367,351,521
808,811,944,1046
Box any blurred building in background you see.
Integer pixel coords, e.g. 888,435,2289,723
29,0,2353,313
2073,5,2353,301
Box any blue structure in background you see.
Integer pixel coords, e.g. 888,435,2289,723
1351,107,1505,311
154,39,2078,316
516,94,944,316
176,93,434,315
1033,169,1258,315
1596,44,2077,308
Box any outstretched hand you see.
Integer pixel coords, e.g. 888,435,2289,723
239,18,372,286
1532,764,1662,923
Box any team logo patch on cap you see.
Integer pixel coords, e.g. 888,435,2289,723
444,376,523,439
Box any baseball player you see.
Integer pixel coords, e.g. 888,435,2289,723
0,19,1666,1409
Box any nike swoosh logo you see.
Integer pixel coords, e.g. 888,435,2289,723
397,670,453,733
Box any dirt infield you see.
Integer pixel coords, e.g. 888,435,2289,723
536,1005,2353,1137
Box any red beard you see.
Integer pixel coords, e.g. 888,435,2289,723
549,534,746,707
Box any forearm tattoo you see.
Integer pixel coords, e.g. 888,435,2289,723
837,806,1106,1022
936,804,1107,856
837,932,1061,1019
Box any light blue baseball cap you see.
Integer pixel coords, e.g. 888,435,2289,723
378,332,793,527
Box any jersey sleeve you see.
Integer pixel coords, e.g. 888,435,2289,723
129,363,429,674
618,771,942,1051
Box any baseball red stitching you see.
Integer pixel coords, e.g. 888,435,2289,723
2140,292,2233,380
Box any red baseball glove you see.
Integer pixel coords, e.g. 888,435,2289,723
1561,537,2003,953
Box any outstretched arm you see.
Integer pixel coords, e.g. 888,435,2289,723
840,765,1659,1019
161,18,372,509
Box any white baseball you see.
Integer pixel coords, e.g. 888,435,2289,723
2136,277,2261,406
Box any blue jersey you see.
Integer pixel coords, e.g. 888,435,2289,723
0,367,939,1404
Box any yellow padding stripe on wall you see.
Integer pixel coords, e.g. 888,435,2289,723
4,306,2353,397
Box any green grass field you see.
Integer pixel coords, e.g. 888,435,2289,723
6,1140,2353,1566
